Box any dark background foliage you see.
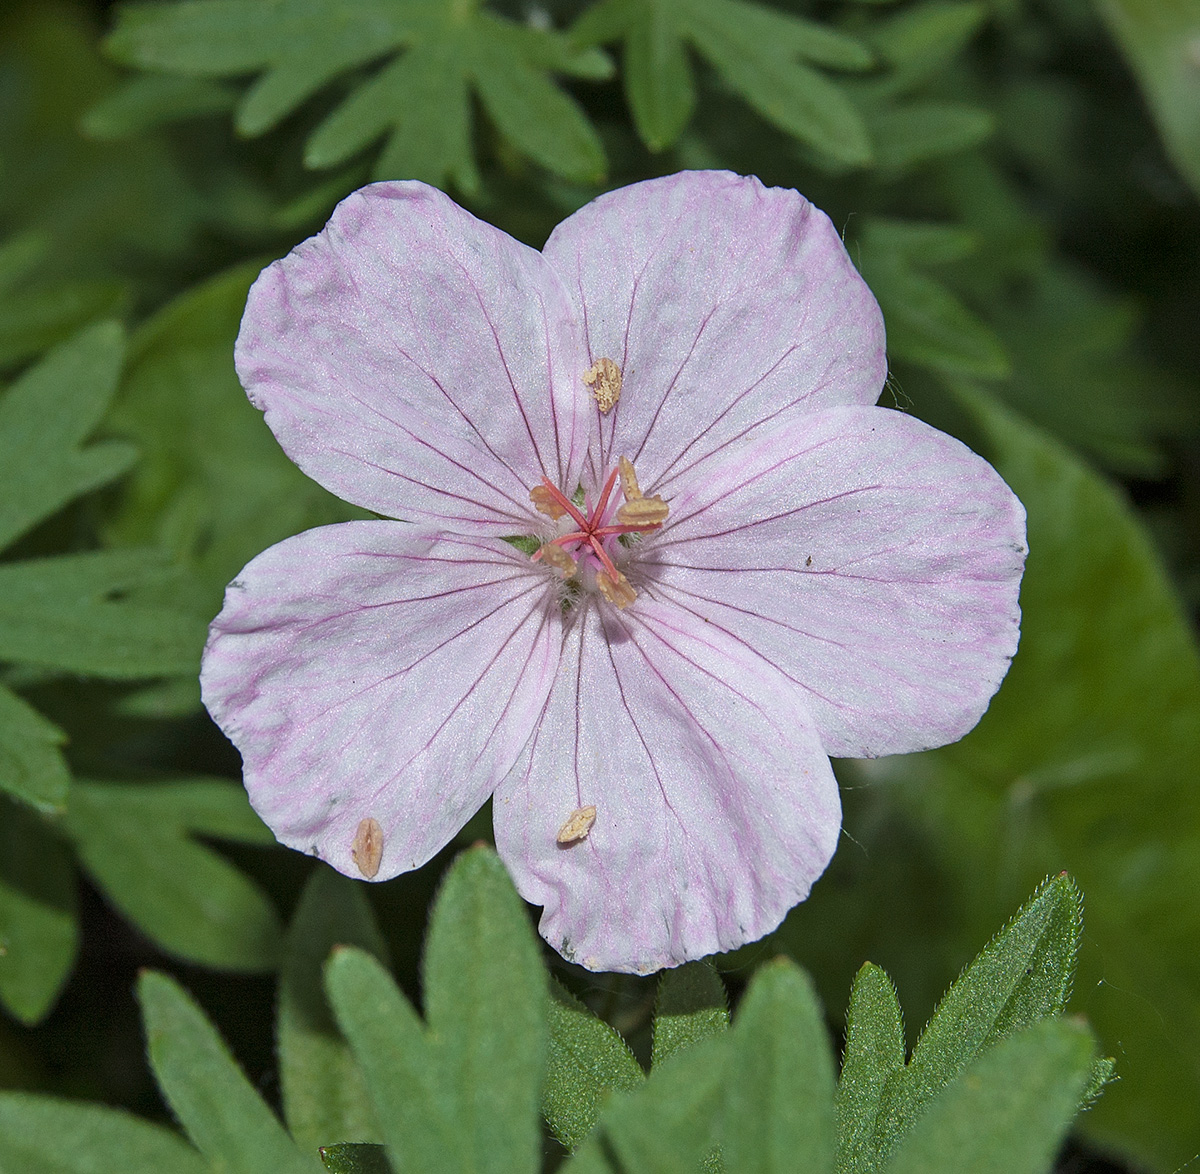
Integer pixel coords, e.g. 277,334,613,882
1,0,1198,1169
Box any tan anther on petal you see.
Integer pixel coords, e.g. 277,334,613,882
617,495,669,526
583,357,622,413
618,455,641,501
530,483,568,519
540,543,577,578
557,805,597,845
596,569,637,609
351,817,383,879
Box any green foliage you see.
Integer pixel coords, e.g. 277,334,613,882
0,798,77,1025
0,1092,208,1174
856,395,1200,1168
1092,0,1200,197
319,1143,394,1174
573,0,872,160
64,779,281,970
881,1019,1098,1174
139,970,323,1172
721,959,836,1174
279,869,389,1154
650,960,729,1068
543,980,644,1150
104,0,612,191
327,846,547,1174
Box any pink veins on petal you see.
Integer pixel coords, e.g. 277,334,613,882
202,169,1028,975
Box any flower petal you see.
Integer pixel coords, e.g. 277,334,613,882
640,405,1027,758
200,522,562,879
541,170,885,493
492,598,841,974
236,181,591,533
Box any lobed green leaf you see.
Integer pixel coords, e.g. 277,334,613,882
66,781,281,971
0,683,70,813
279,868,389,1154
139,970,320,1173
0,1092,208,1174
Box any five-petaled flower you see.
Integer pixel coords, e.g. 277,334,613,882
201,171,1026,974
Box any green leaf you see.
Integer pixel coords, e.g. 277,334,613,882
66,780,281,971
720,958,836,1174
1093,0,1200,197
0,551,205,678
865,102,993,174
81,74,237,139
857,219,1009,379
104,264,365,621
543,979,644,1151
870,874,1082,1157
320,1143,394,1174
325,947,461,1174
472,29,606,185
881,1019,1096,1174
105,0,610,188
572,0,871,159
0,683,70,813
280,868,389,1154
422,846,547,1174
0,322,135,552
0,1092,209,1174
600,1033,729,1174
139,970,320,1174
835,965,906,1174
623,0,695,150
651,961,729,1069
872,392,1200,1169
0,797,77,1025
865,0,988,94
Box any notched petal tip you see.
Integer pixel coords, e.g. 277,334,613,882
351,817,384,879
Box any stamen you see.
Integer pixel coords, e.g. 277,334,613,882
538,543,577,578
530,483,568,520
557,804,597,844
351,817,383,878
618,455,641,501
617,495,669,526
583,358,622,413
596,570,637,609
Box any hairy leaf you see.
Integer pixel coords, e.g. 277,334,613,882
139,971,320,1173
651,960,729,1069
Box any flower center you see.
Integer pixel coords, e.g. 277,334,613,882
529,457,668,608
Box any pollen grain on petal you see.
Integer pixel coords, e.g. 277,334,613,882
539,543,578,578
617,495,669,526
530,483,568,519
596,570,637,609
583,357,622,413
557,804,597,845
351,817,384,879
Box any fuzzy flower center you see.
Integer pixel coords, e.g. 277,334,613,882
529,456,668,609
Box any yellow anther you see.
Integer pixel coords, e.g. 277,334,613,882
556,805,597,845
618,455,641,501
351,817,384,879
539,543,577,578
617,495,669,526
596,569,637,609
530,483,568,519
583,357,622,413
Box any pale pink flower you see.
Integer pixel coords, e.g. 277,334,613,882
201,171,1026,974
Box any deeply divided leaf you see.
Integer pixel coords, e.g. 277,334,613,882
279,868,389,1154
138,971,319,1174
